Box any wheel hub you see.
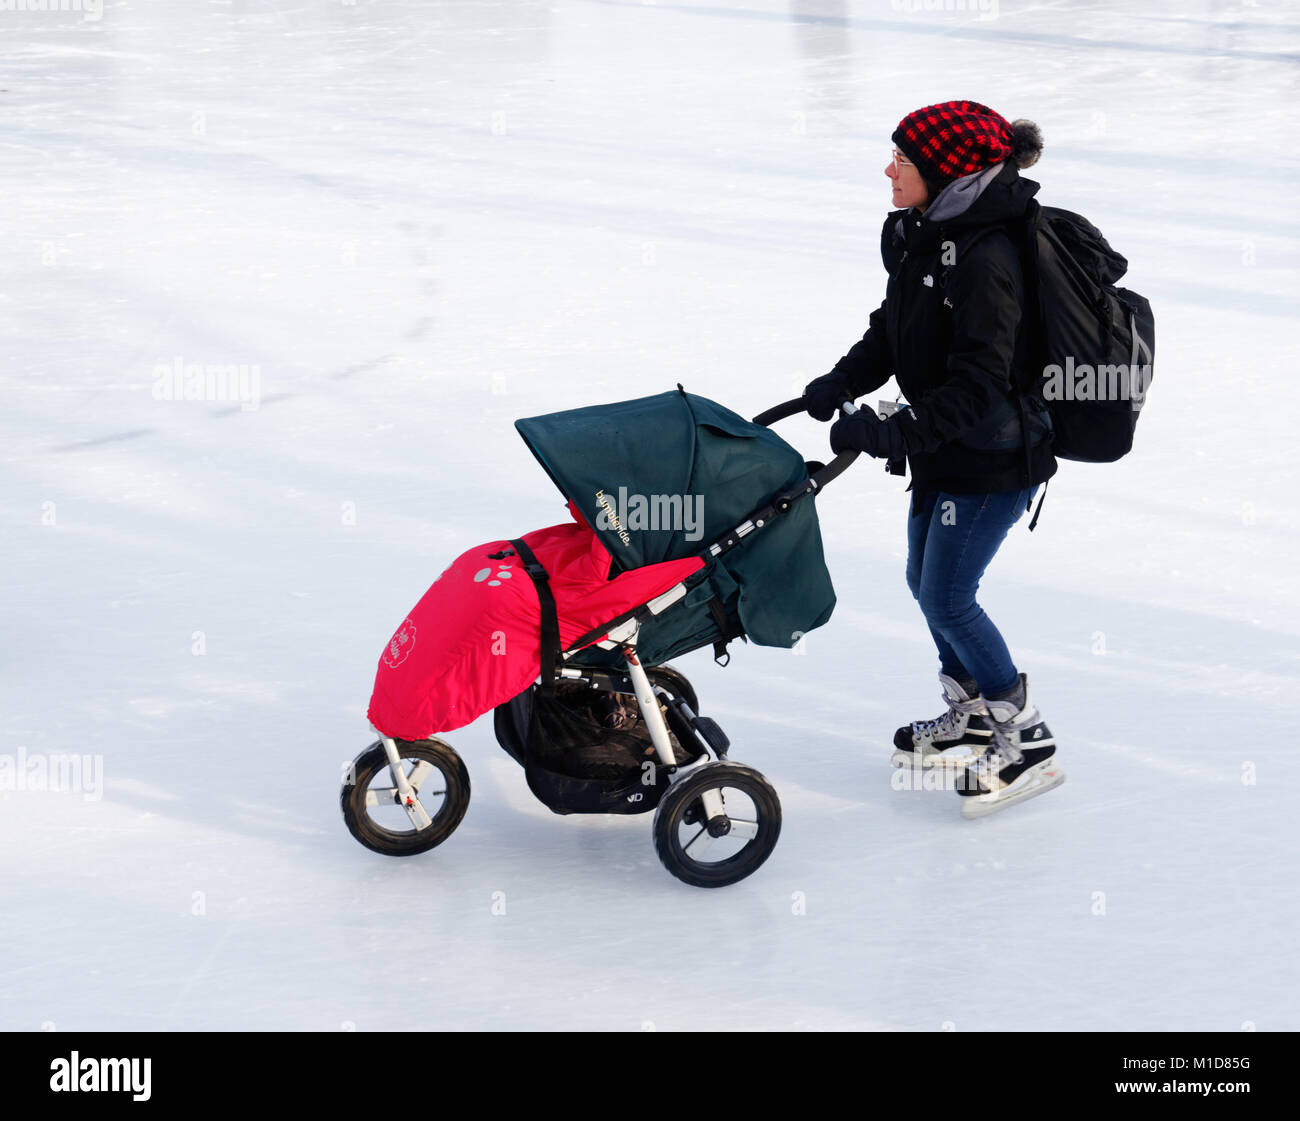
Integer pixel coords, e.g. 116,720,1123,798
705,815,731,837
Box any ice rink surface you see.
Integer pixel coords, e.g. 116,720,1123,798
3,0,1298,1030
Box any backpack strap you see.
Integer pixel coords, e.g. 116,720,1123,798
946,222,1046,527
1017,395,1035,517
1014,203,1053,531
1027,479,1048,531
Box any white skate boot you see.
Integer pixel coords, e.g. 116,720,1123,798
955,675,1065,818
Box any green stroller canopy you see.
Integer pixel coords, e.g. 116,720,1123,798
515,388,837,657
517,389,809,570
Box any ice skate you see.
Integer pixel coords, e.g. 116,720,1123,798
955,675,1064,817
892,673,994,770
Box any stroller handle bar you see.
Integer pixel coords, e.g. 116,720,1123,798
699,396,862,565
752,396,861,493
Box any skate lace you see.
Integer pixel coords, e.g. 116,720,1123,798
911,692,984,742
980,723,1024,772
911,708,959,739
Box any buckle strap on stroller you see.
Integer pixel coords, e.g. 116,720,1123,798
508,538,560,696
706,595,746,667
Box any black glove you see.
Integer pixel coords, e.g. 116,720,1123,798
803,371,852,422
830,410,909,460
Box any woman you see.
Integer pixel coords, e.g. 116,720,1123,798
805,100,1063,816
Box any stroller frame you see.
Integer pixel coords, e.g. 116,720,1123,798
343,398,859,887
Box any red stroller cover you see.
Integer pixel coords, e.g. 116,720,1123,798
367,509,704,740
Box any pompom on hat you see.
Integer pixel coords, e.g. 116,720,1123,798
893,100,1043,185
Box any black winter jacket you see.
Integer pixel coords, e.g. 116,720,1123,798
831,161,1056,497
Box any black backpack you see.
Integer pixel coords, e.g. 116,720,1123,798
944,201,1155,464
1017,201,1155,462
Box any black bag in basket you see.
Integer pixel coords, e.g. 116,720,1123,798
493,683,687,816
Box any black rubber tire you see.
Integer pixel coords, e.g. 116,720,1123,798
645,664,698,714
652,762,781,888
341,738,470,857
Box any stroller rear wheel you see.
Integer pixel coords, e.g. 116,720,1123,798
341,738,470,856
652,762,781,888
645,664,698,714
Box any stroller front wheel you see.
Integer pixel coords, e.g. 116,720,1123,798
341,738,470,856
652,762,781,888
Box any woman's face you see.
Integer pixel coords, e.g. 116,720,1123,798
887,148,930,211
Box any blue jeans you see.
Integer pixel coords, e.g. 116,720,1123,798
904,486,1037,699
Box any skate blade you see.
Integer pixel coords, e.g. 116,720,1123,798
891,748,986,770
960,762,1066,819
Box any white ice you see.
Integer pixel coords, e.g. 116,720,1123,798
2,0,1297,1031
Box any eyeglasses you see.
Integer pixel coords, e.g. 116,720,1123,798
890,148,915,174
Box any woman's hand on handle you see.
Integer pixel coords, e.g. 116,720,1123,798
751,397,862,491
803,371,854,421
830,406,909,460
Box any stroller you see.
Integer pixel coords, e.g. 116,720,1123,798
341,389,859,888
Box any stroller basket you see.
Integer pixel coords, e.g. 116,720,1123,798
494,674,704,816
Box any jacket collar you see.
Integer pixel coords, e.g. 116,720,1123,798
924,160,1009,224
888,161,1039,253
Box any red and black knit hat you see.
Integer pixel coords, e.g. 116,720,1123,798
893,100,1015,184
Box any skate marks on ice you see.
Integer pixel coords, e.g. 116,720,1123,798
1078,737,1241,786
589,0,1300,65
329,354,400,381
48,428,156,454
43,352,401,452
